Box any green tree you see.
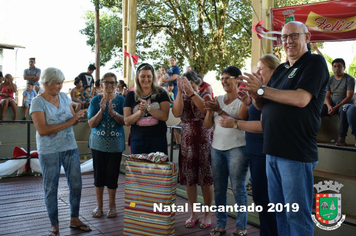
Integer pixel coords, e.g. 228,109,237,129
80,10,123,68
81,0,252,75
81,0,326,74
81,0,123,68
348,56,356,77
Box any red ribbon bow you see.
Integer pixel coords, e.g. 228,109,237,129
124,49,139,65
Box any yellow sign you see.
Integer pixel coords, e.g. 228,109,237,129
129,202,136,207
306,11,356,33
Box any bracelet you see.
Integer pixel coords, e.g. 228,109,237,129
190,91,197,98
112,112,118,118
218,109,224,116
233,120,239,129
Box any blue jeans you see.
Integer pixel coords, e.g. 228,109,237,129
266,155,317,236
249,153,278,236
211,146,249,230
39,148,82,226
321,103,352,138
130,133,168,154
347,105,356,139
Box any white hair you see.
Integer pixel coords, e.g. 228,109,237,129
40,67,65,88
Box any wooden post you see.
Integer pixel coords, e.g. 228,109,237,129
122,0,137,89
251,0,274,72
94,5,100,80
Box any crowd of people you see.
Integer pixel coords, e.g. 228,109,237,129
1,20,355,236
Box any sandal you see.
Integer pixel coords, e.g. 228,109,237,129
107,207,117,218
69,224,92,232
185,217,199,228
48,230,59,236
200,217,212,228
92,206,103,218
210,228,226,236
231,232,247,236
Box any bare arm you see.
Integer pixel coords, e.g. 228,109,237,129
333,90,354,110
263,87,313,108
124,107,143,126
182,76,206,114
325,91,332,108
0,84,7,97
240,72,313,108
24,75,36,81
89,98,124,128
172,77,184,118
237,120,262,133
164,74,179,83
31,106,86,136
204,86,213,96
88,98,105,128
204,110,215,129
311,42,323,57
140,98,170,121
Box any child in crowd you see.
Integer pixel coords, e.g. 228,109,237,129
22,82,37,120
0,74,17,120
82,85,93,102
93,79,103,96
71,77,87,109
167,82,175,107
159,66,169,90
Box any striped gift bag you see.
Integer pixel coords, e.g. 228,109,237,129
124,160,177,236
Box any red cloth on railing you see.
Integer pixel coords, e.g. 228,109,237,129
12,146,38,172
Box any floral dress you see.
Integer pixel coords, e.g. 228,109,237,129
178,91,213,186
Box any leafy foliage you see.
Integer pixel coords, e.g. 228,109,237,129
81,0,252,75
81,0,330,74
80,10,123,68
348,56,356,77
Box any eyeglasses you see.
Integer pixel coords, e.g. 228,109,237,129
220,76,236,81
281,33,307,42
103,81,117,86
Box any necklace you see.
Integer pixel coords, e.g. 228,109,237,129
141,92,152,99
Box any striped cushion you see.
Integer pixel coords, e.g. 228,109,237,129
124,160,177,236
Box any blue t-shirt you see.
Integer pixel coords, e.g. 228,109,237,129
87,94,125,153
245,104,263,156
167,65,180,86
23,90,37,105
30,92,77,154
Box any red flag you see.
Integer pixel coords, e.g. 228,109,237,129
124,49,139,65
253,20,269,39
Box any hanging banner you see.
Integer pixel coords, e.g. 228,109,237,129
271,0,356,46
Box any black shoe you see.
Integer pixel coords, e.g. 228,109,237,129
22,117,26,120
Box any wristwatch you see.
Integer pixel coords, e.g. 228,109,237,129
190,91,197,98
257,85,265,96
233,120,239,129
147,105,151,112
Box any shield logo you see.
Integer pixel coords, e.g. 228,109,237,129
315,193,342,225
285,15,295,24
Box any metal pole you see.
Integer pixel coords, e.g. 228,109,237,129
169,127,174,162
26,121,31,172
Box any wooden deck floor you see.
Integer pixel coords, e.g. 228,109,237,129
0,173,260,236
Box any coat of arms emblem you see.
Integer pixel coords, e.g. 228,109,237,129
312,180,346,230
